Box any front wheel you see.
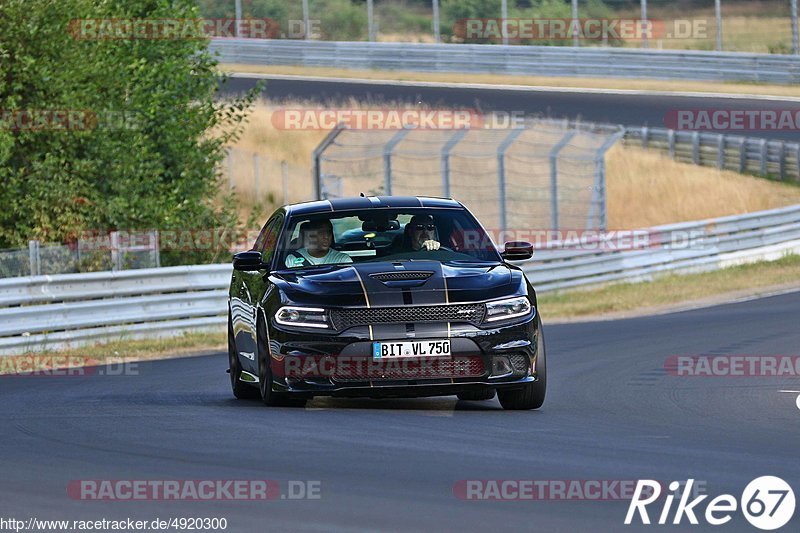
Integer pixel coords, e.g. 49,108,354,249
498,319,547,410
257,318,307,408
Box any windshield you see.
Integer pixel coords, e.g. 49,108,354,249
277,208,501,269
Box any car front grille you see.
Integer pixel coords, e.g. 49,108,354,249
330,304,485,330
331,356,486,382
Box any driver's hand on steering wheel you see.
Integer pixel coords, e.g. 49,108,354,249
421,239,440,251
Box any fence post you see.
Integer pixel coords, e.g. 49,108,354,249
739,137,748,172
441,129,468,198
312,124,346,200
254,153,261,201
796,143,800,180
779,141,787,181
152,230,161,268
28,240,40,276
227,148,234,190
432,0,440,43
548,130,577,233
367,0,375,41
717,134,725,169
591,131,625,232
110,231,121,271
792,0,799,55
302,0,310,40
759,139,768,176
667,129,676,158
282,160,289,205
496,128,525,234
383,128,410,196
691,132,700,164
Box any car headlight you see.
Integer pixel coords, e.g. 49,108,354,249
484,297,533,323
275,306,330,329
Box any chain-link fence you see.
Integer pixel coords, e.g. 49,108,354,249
313,120,624,233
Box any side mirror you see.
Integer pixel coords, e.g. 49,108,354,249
501,241,534,261
233,251,265,271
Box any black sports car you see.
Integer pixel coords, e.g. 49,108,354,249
227,196,546,410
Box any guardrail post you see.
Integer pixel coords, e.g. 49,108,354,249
691,132,700,164
383,128,411,196
779,142,787,181
717,134,725,169
548,130,577,232
759,139,768,176
667,129,676,159
441,129,468,198
28,240,40,276
312,123,346,200
641,126,648,149
739,137,748,172
497,128,525,234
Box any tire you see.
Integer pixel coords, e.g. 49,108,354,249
498,319,547,410
257,317,307,408
457,389,496,401
229,316,259,400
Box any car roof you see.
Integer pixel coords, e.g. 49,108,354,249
285,196,463,216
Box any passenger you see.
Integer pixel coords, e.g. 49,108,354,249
285,219,353,267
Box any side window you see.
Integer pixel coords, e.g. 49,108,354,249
259,214,284,265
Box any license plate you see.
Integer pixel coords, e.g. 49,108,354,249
372,340,451,359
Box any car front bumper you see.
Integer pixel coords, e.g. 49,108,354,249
265,314,540,399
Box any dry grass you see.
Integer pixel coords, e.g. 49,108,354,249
0,330,225,375
227,101,800,229
539,254,800,319
221,64,800,99
606,144,800,228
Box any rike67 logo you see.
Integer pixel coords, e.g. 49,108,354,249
626,477,795,530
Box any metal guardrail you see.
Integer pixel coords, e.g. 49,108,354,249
625,127,800,182
210,39,800,84
1,205,799,354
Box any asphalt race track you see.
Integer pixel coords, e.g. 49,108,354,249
2,291,799,532
221,75,800,142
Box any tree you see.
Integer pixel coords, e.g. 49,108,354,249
0,0,256,265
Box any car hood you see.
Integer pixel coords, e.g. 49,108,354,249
270,260,524,307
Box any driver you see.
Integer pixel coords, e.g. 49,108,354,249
285,219,353,267
403,214,441,251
